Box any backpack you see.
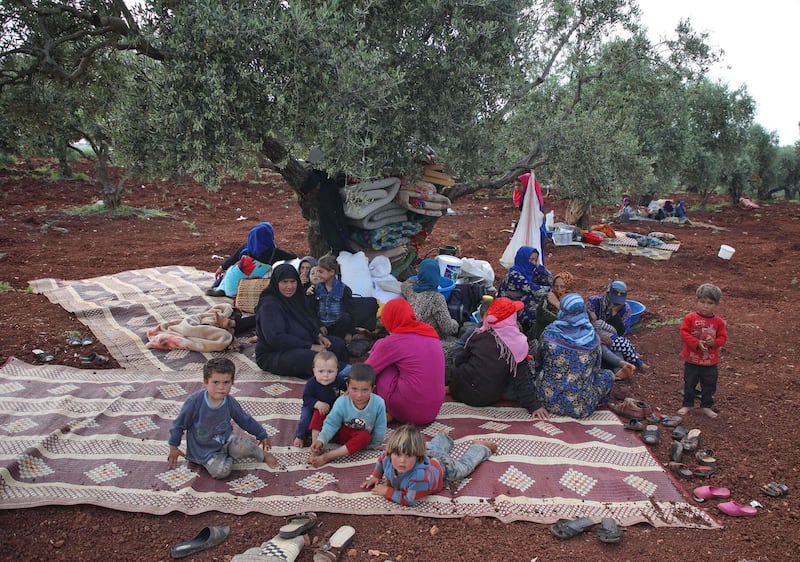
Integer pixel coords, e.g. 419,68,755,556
447,283,484,324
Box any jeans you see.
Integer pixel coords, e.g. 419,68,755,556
426,433,491,483
203,435,264,479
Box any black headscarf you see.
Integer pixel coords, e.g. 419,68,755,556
257,263,319,335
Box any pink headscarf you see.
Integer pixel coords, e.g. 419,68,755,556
475,297,529,363
512,172,544,208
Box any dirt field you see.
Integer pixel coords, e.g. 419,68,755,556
1,159,798,561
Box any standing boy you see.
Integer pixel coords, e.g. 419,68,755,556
168,357,277,478
308,363,386,467
678,283,728,419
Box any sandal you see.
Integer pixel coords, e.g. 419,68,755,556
66,336,83,346
668,462,693,479
660,415,683,428
681,429,701,452
80,336,94,346
313,525,356,562
671,425,688,441
624,418,644,431
762,482,789,497
32,349,55,362
693,485,730,502
278,512,318,539
550,517,595,539
695,449,717,466
642,424,660,446
596,517,623,543
80,352,109,366
669,441,684,463
693,464,718,478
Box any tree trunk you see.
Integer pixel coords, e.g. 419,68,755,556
565,199,592,230
94,144,122,209
55,139,73,179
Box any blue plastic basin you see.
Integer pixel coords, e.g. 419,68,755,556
628,299,645,326
407,275,456,300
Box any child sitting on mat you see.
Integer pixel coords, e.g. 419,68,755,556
308,363,386,467
167,357,278,478
360,425,496,507
292,350,349,447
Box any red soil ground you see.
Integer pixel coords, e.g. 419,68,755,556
0,159,798,561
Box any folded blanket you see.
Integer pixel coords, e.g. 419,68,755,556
350,221,423,251
348,202,409,230
340,177,401,220
395,181,452,217
350,240,409,262
146,303,235,352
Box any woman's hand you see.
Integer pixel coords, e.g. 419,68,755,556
311,344,326,352
531,406,550,420
318,334,332,349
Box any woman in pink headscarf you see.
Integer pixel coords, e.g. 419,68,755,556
446,297,546,419
365,299,445,425
512,172,544,210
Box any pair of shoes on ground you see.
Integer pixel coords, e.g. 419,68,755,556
230,517,354,562
550,517,623,543
668,449,718,479
647,412,683,427
671,427,701,451
691,486,759,517
32,349,55,362
762,482,789,497
66,334,94,346
80,352,109,366
608,397,652,419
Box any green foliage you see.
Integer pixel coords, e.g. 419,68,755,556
0,281,15,293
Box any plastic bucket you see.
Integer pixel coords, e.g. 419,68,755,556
718,244,735,260
436,255,463,282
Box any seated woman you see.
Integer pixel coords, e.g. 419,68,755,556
533,293,614,419
298,255,317,294
365,298,444,425
254,263,348,379
447,297,546,419
529,271,574,341
497,246,552,332
208,222,296,298
400,258,459,341
586,280,647,372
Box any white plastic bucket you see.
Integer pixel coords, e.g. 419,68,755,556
436,255,463,281
718,244,735,260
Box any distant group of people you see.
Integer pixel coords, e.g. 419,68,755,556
167,211,726,507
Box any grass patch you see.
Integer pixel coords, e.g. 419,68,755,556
64,203,170,219
0,281,15,293
645,317,682,328
690,202,728,212
33,166,92,181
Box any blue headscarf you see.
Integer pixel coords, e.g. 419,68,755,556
510,246,538,284
242,222,275,258
413,259,441,293
542,293,599,351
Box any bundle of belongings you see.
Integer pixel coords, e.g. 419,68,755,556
146,303,240,352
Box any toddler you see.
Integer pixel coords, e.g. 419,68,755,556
678,283,728,419
309,255,355,343
168,357,277,478
361,425,496,507
293,350,349,447
309,363,386,467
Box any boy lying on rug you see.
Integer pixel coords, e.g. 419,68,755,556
168,358,279,478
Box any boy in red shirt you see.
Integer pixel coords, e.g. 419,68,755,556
678,284,728,419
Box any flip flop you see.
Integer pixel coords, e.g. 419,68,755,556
550,517,595,539
693,464,718,478
762,482,789,497
671,425,688,441
681,429,701,452
80,352,109,366
693,485,731,502
80,336,94,346
668,462,693,479
669,441,684,463
696,449,717,466
32,349,54,362
718,501,758,517
313,525,356,562
660,415,683,427
66,336,83,346
642,424,660,446
170,526,230,559
278,512,318,538
596,517,623,543
624,418,644,431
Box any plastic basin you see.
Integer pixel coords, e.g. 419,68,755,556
407,275,455,300
628,300,645,326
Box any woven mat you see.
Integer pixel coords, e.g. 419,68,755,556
0,358,718,527
11,266,719,527
599,237,680,261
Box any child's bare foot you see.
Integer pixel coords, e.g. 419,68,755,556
701,407,718,419
264,452,279,468
677,406,690,416
472,439,497,454
637,362,650,373
614,362,635,381
309,452,333,468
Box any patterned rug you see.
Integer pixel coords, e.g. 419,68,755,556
4,266,720,528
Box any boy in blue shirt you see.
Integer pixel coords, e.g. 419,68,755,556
308,363,386,467
167,357,277,479
361,425,496,506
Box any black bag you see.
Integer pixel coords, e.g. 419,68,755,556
349,296,379,330
447,283,484,324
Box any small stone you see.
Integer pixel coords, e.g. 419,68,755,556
52,539,65,548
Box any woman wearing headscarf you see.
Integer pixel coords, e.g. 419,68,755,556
298,255,317,294
497,246,553,332
254,263,348,379
365,298,444,425
208,222,296,298
533,293,614,418
447,298,547,419
400,258,459,340
530,271,575,341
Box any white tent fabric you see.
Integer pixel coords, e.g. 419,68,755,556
500,171,545,269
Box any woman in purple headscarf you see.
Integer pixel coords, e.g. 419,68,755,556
208,222,296,297
497,246,552,333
